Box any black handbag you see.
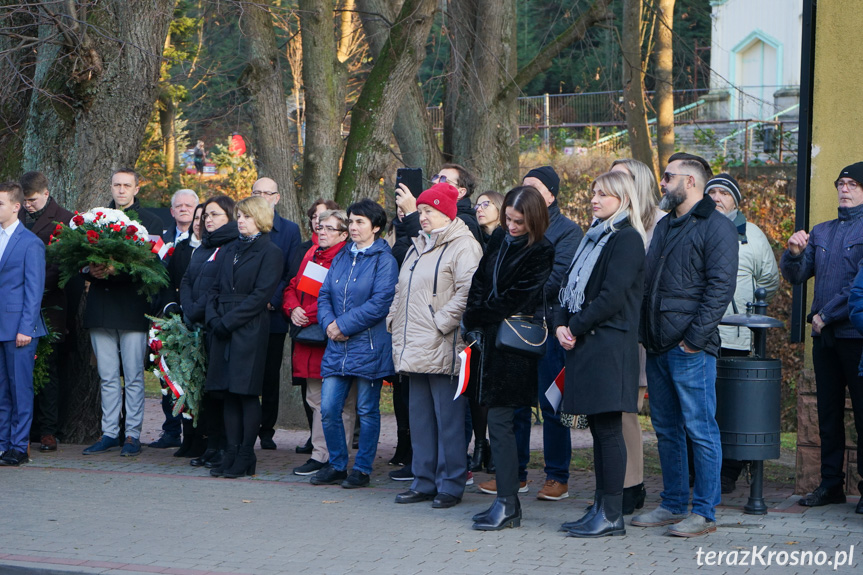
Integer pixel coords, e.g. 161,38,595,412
495,314,548,358
489,245,548,359
291,323,327,346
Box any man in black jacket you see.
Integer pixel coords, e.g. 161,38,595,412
82,168,165,458
488,166,583,502
250,177,301,450
392,163,483,265
150,188,200,450
631,153,737,537
18,172,74,452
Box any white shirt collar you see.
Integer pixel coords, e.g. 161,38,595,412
1,218,20,235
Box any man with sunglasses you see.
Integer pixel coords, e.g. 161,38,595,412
785,162,863,510
633,152,738,537
393,164,483,267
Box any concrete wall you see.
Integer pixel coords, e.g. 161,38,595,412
796,0,863,496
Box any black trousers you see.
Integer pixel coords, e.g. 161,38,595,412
35,343,63,437
259,332,287,441
392,374,410,432
587,412,626,495
488,407,519,497
812,336,863,489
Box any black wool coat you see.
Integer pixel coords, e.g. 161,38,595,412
19,196,74,340
179,222,238,325
553,222,644,415
463,236,554,408
83,201,165,332
204,233,284,396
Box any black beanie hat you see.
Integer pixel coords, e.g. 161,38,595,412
705,173,742,206
524,166,560,197
836,162,863,186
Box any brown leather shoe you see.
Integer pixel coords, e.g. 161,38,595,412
40,435,58,452
477,478,529,495
537,479,569,501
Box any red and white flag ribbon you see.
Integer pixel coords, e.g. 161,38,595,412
453,343,473,400
158,356,185,398
150,236,171,260
545,367,565,413
297,261,329,297
207,247,220,262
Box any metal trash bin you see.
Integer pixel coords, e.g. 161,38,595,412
717,288,784,515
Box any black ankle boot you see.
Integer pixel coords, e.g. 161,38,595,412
470,439,489,472
204,449,224,469
190,448,219,467
173,419,195,457
560,490,603,532
223,445,257,478
389,429,412,466
210,445,237,477
472,496,521,531
565,493,625,538
187,433,207,458
486,445,496,474
622,483,646,515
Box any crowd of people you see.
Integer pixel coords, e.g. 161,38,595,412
1,153,861,539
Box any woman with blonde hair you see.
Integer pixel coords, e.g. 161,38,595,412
609,158,666,515
554,171,645,537
205,196,284,478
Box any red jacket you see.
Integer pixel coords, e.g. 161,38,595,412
283,240,346,378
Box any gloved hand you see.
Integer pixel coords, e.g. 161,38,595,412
212,320,231,339
464,330,484,348
161,302,181,318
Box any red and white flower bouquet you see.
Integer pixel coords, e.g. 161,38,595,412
46,207,169,299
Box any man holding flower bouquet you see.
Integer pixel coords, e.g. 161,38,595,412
82,168,165,457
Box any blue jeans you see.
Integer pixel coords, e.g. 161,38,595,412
513,337,570,483
646,347,721,521
321,376,381,474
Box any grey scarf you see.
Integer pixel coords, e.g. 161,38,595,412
559,211,629,313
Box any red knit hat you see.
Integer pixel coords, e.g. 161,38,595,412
417,182,459,220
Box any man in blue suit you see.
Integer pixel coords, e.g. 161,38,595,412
250,177,300,449
0,181,47,466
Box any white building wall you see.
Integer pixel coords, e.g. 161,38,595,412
708,0,802,119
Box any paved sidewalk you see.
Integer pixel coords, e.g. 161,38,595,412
1,400,861,575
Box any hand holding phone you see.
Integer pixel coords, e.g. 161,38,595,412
395,185,418,215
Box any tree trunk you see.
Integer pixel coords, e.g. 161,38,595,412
159,93,177,178
335,0,437,205
61,285,101,444
240,0,301,222
20,1,175,210
357,0,442,177
622,0,654,171
444,0,518,193
0,1,37,180
654,0,675,175
298,0,346,207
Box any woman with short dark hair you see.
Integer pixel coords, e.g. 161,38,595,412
312,198,398,489
179,196,237,470
204,196,284,478
462,186,554,530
